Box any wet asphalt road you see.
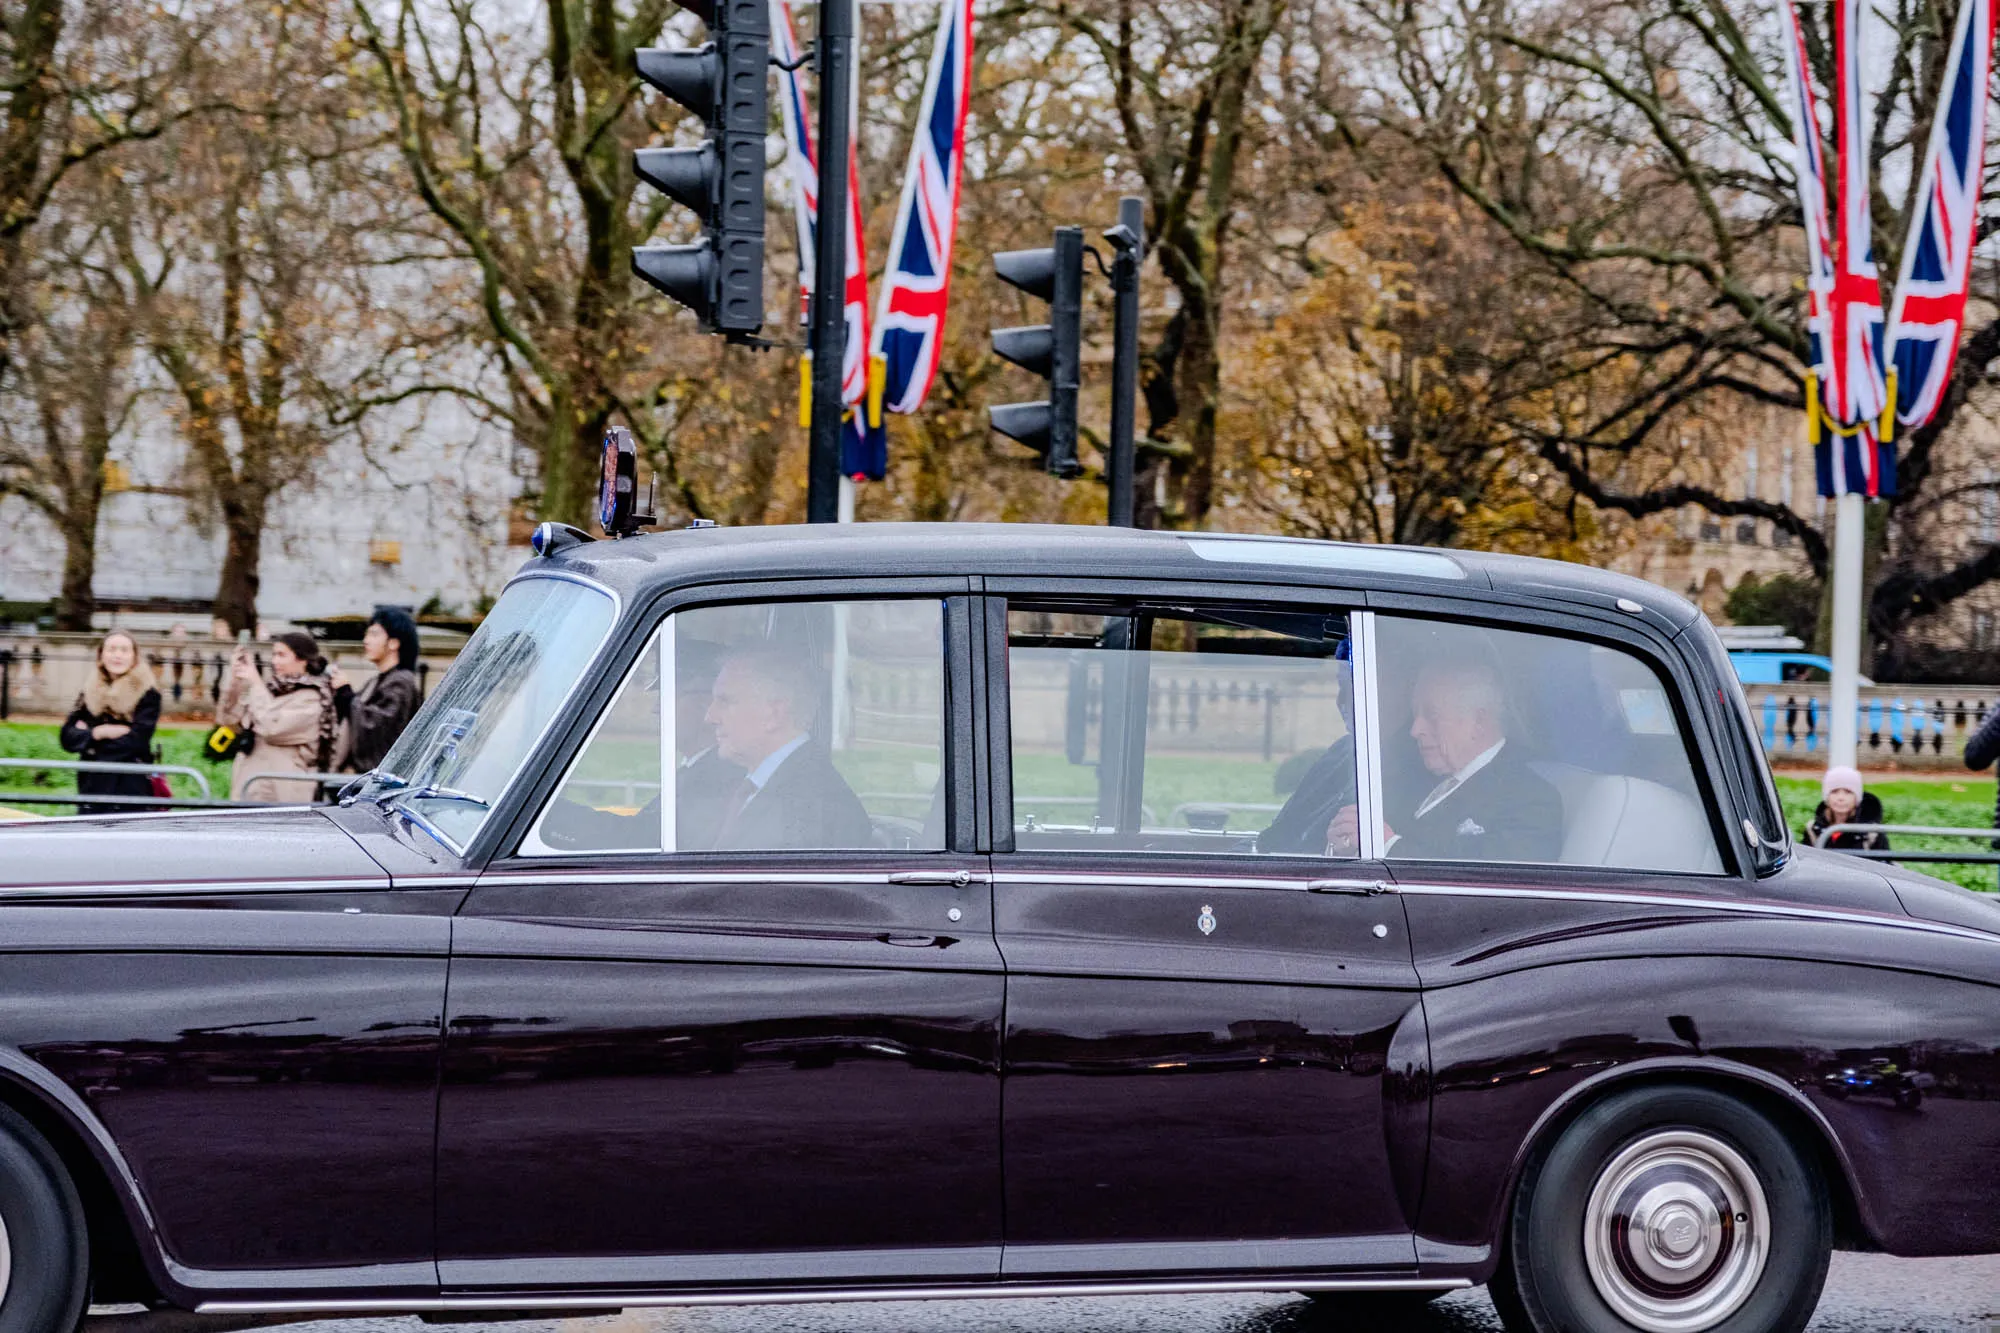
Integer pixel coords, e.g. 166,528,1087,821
289,1252,2000,1333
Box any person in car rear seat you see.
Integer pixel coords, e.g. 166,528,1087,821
1327,658,1563,863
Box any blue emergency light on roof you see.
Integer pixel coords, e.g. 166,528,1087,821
531,522,594,558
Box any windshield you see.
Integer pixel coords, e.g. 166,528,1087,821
363,575,617,849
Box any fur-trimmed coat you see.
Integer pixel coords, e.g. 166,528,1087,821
60,662,161,814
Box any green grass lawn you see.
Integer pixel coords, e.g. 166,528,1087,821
0,720,217,815
1775,774,1997,892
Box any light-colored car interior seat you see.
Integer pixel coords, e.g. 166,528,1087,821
1530,761,1724,874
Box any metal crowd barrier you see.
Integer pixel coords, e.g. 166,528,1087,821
0,756,213,797
1813,822,2000,865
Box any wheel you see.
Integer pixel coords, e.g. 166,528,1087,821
1300,1290,1441,1326
1493,1085,1830,1333
0,1105,89,1333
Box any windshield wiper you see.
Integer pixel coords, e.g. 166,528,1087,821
384,783,489,811
340,769,408,807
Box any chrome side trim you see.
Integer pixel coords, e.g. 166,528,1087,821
1392,881,2000,945
196,1276,1471,1314
480,869,972,887
0,878,387,900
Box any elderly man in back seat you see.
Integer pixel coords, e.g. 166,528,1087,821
1328,658,1563,863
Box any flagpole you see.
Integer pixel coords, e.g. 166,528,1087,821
1828,490,1864,767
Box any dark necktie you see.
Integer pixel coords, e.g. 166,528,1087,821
712,777,758,846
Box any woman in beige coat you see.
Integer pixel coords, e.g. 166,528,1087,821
217,632,339,802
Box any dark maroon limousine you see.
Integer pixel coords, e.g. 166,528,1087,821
2,523,1997,1333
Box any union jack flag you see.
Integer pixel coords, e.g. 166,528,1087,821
772,0,872,417
870,0,975,418
1778,0,1834,404
1885,0,1997,433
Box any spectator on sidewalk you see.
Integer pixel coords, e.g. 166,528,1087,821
59,631,161,815
1964,704,2000,838
218,632,338,802
1804,765,1891,853
330,607,423,777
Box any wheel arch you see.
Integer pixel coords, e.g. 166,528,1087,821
0,1048,167,1305
1497,1058,1875,1259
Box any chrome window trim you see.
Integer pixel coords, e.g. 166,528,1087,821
197,1276,1471,1314
990,871,1369,893
1352,610,1385,862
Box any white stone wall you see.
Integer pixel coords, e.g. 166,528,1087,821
0,394,525,623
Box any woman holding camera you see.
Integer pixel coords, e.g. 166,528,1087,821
217,631,338,802
60,631,162,815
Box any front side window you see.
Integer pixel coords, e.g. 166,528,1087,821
364,576,617,849
1367,616,1722,873
529,598,947,854
1007,604,1356,856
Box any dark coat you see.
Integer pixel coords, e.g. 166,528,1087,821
334,667,422,774
60,689,162,815
712,743,874,852
1805,792,1891,852
1260,738,1355,855
1387,744,1564,865
1966,706,2000,833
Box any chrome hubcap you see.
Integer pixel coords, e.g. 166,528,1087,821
1582,1129,1768,1332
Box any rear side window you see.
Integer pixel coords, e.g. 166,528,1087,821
1369,617,1723,873
1007,604,1357,857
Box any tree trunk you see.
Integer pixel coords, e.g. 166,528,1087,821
213,503,265,635
54,511,98,632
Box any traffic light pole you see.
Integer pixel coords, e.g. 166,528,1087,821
1105,196,1144,528
805,0,855,524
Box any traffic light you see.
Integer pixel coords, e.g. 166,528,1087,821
632,0,768,336
990,225,1084,477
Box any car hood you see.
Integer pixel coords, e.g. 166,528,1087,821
1873,857,2000,937
1779,844,2000,938
0,808,388,894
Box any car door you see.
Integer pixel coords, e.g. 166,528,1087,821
434,585,1006,1293
986,588,1427,1279
1360,608,1766,1254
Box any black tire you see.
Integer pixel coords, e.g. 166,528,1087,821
0,1105,89,1333
1494,1085,1830,1333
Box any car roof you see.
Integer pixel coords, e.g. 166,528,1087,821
528,523,1703,629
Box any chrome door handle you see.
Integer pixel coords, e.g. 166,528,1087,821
1306,878,1396,896
887,870,983,887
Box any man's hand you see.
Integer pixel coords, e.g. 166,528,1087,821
1325,804,1394,854
1326,804,1361,853
90,723,130,741
326,663,348,689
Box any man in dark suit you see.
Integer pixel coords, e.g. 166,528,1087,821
704,647,874,851
1328,658,1563,863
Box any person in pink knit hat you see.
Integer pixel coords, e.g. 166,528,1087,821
1804,765,1890,852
